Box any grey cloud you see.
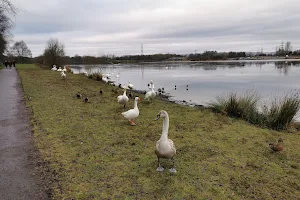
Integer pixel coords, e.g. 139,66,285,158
11,0,300,56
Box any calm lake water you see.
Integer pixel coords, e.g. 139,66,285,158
69,60,300,118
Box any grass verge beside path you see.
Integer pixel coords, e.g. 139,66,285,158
17,64,300,199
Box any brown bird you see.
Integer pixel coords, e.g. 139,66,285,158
84,97,89,103
99,88,103,95
269,138,284,152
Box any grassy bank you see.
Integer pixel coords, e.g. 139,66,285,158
17,64,300,199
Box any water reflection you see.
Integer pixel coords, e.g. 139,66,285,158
69,61,300,110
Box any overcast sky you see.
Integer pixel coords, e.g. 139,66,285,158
11,0,300,57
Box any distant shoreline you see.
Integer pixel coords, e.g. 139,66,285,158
141,58,300,64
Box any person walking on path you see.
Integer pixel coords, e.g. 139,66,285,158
0,67,47,200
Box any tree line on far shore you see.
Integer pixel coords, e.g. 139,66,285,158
3,38,300,68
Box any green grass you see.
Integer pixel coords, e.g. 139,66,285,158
17,64,300,199
210,91,300,130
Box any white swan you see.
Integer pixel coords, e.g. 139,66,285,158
145,82,156,102
83,71,88,76
61,71,66,79
117,89,129,108
51,66,57,71
57,67,62,72
121,97,140,125
154,110,176,173
116,73,120,78
148,80,155,89
128,81,134,89
102,76,109,83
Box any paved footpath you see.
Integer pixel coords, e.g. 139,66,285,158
0,67,47,200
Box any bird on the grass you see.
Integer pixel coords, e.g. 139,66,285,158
128,91,133,98
76,93,82,99
84,97,89,103
269,138,284,152
99,88,103,95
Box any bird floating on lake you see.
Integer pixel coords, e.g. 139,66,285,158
154,110,176,173
121,97,140,126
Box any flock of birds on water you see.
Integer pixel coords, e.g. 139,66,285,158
50,65,285,173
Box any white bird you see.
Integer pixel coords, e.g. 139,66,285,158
128,81,134,89
57,67,62,72
116,73,120,78
121,97,140,126
154,110,176,173
104,73,112,78
51,67,57,71
117,89,129,108
102,76,109,83
61,71,66,79
148,80,155,89
145,82,156,102
83,71,88,76
62,66,67,72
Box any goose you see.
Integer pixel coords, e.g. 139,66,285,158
83,71,88,76
154,110,176,173
145,82,156,102
117,89,129,108
102,76,109,83
121,97,140,125
148,80,155,89
57,67,62,72
128,81,134,89
51,66,57,71
61,71,66,79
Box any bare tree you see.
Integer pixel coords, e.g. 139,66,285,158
285,41,292,54
0,0,17,59
11,40,32,63
43,38,65,68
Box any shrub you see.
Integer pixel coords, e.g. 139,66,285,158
263,95,300,130
210,91,260,123
211,91,300,130
88,73,103,81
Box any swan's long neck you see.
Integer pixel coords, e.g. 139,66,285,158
123,90,126,96
133,100,138,109
160,114,169,141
